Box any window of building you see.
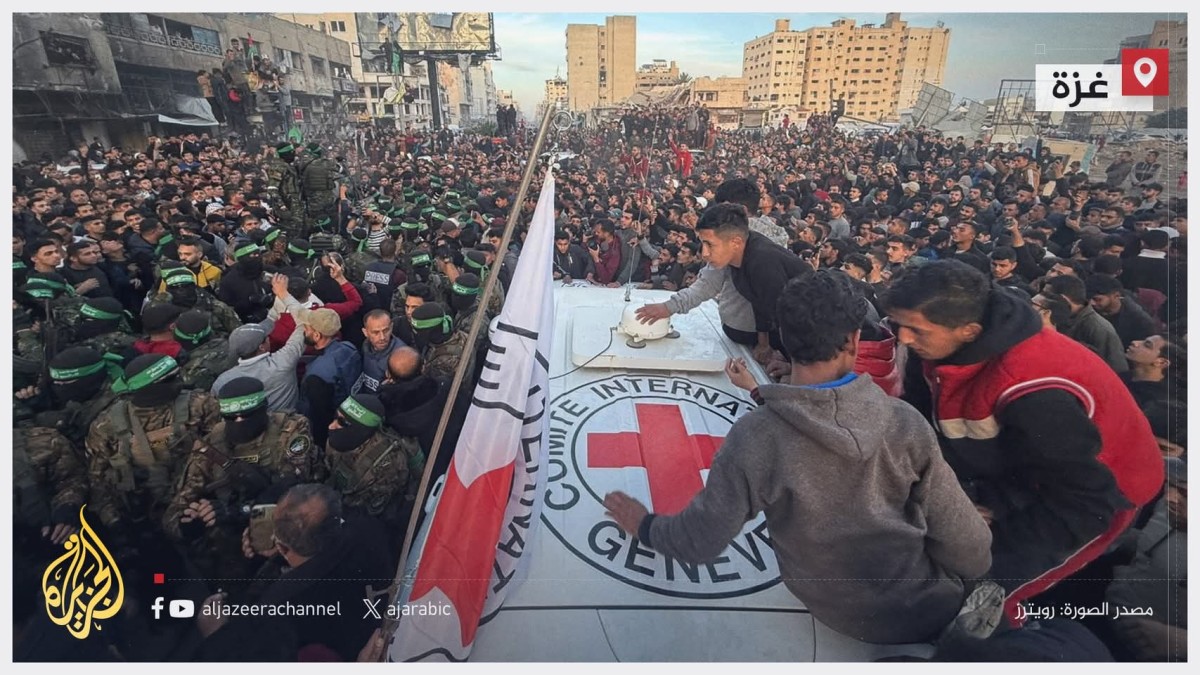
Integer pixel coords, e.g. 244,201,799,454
331,20,346,32
40,31,95,67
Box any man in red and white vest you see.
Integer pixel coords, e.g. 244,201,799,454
883,260,1163,629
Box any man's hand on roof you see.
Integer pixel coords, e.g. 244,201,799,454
604,491,649,537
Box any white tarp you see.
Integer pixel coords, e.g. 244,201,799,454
158,95,218,127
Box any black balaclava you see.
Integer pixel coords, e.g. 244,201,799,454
75,297,127,340
234,243,265,278
114,353,182,408
462,250,489,279
217,376,270,445
449,272,481,313
408,251,433,283
163,268,199,308
49,346,121,403
173,309,213,350
328,394,385,453
411,302,453,350
287,239,314,267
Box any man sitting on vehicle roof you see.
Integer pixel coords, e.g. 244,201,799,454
604,270,993,645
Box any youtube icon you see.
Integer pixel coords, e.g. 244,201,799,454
1121,49,1170,96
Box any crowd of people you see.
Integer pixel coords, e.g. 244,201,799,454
12,100,1186,662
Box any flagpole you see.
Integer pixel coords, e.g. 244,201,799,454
379,104,559,653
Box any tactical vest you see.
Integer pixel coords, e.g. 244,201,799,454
310,232,346,256
302,158,337,201
344,251,378,285
105,393,194,511
328,430,425,516
202,413,313,503
181,341,236,392
362,260,400,312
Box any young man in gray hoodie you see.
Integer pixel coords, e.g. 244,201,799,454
604,270,992,644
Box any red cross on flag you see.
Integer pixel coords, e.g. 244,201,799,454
389,170,557,661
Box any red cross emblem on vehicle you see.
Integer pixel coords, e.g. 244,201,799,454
587,402,724,514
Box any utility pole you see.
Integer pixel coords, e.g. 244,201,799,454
427,54,442,131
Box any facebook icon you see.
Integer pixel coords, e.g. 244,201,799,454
151,597,195,619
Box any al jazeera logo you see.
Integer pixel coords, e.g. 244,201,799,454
41,506,125,639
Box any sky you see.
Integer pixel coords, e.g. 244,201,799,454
489,12,1183,115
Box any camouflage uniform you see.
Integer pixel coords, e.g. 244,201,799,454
180,340,237,392
265,155,303,238
15,427,89,534
85,390,221,532
151,291,242,337
34,389,120,448
325,430,424,524
301,156,340,233
309,232,347,257
163,412,318,541
343,249,379,285
76,331,138,359
422,330,473,382
49,295,88,337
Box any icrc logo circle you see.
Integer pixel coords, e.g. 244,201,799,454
542,374,782,599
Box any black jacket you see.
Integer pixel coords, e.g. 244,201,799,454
200,517,394,661
377,374,450,456
728,230,810,335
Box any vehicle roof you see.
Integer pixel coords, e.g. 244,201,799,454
404,283,935,661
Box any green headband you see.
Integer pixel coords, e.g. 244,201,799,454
156,233,175,251
81,303,124,321
287,243,313,257
263,229,281,244
388,222,404,233
218,390,267,415
50,353,124,382
14,261,27,270
400,221,423,231
410,253,432,266
165,271,196,287
411,314,451,334
431,212,447,222
174,324,212,343
234,243,262,260
26,277,72,292
464,255,487,271
112,356,178,394
276,144,295,155
339,397,382,428
452,282,480,296
316,217,332,227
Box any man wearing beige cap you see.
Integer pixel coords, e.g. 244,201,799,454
298,306,362,448
211,308,308,412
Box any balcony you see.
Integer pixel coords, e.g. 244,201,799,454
333,77,358,94
102,20,222,57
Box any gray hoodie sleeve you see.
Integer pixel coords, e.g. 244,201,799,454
638,237,660,259
645,422,758,563
663,264,724,315
908,411,994,579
